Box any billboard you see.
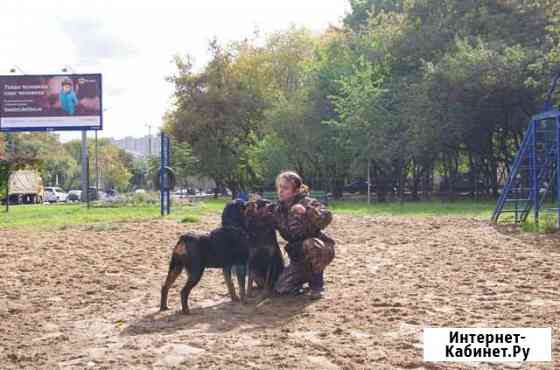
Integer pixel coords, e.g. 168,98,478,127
0,73,102,132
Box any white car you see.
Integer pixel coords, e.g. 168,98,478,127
44,187,68,203
175,189,189,198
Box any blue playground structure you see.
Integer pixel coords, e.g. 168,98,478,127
492,72,560,226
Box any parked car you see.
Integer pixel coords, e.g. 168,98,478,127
175,189,189,198
66,190,82,202
44,187,68,203
439,174,486,194
105,189,118,197
343,180,374,194
103,189,121,201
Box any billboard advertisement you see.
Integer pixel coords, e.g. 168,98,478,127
0,73,102,132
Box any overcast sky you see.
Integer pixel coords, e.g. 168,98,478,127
0,0,349,141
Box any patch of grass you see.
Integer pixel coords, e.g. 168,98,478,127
542,215,558,234
180,214,200,223
2,197,534,230
521,221,538,233
329,199,496,218
0,197,230,230
521,214,560,234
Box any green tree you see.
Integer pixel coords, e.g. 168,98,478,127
63,138,134,192
166,39,268,197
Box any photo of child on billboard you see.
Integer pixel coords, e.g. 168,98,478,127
59,79,78,115
48,76,101,116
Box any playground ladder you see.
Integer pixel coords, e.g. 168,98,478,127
492,72,560,225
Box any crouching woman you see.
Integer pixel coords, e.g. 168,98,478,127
266,171,335,299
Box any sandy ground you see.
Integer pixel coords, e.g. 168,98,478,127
0,213,559,369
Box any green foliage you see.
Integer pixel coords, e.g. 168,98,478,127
95,191,160,207
542,214,558,234
129,159,149,190
170,138,197,188
163,0,560,206
62,138,134,192
166,39,268,196
0,161,7,200
180,214,199,223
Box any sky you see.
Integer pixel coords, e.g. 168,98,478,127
0,0,350,141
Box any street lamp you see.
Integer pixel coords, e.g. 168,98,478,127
9,65,26,74
61,65,76,74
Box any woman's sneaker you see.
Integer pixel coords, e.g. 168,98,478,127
290,285,305,296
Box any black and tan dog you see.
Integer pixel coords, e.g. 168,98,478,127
160,200,250,314
244,199,284,300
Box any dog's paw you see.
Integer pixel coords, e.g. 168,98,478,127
180,309,190,315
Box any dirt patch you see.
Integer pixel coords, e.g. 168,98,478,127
0,214,558,369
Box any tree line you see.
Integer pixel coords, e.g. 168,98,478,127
0,133,143,196
165,0,560,200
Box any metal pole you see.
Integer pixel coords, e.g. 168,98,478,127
5,163,9,213
5,133,14,213
160,133,164,216
81,130,89,207
367,158,371,205
95,130,99,192
166,135,171,215
86,152,90,209
530,121,539,226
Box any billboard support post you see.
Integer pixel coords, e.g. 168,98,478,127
4,133,13,213
81,130,89,207
95,130,99,192
5,161,9,213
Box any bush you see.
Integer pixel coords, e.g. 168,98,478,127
180,214,199,223
94,192,160,208
521,215,558,234
542,215,557,234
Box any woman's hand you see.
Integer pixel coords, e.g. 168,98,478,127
290,204,306,215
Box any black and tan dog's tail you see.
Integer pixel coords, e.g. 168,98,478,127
160,236,188,311
169,235,190,272
168,254,184,274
